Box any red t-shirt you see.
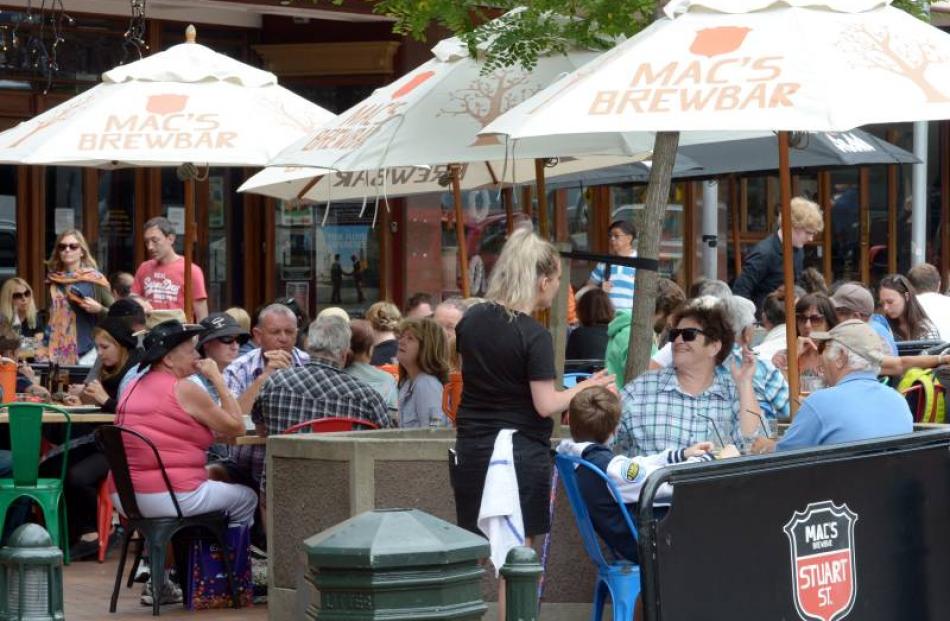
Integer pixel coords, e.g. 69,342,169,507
132,256,207,310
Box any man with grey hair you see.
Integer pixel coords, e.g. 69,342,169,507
251,314,391,448
433,297,469,340
754,320,912,454
132,216,208,319
652,294,790,418
222,303,309,490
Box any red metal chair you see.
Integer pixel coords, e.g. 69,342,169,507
282,417,380,435
97,479,114,562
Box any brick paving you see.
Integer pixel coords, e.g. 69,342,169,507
63,557,267,621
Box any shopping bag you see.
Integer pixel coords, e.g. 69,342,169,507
183,525,253,610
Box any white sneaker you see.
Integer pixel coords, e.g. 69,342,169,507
140,579,183,606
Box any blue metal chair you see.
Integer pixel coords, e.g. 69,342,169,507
562,372,591,389
555,453,640,621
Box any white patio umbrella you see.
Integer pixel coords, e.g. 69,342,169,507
0,26,334,316
482,0,950,410
260,26,761,295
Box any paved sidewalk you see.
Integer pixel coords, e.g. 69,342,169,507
64,556,267,620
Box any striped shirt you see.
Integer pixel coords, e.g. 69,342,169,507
613,367,742,456
589,252,636,311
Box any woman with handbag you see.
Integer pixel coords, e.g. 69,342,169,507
46,230,113,364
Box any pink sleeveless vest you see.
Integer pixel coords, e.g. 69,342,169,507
114,369,214,494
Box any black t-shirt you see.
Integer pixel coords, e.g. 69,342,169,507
456,302,556,440
565,324,609,361
370,339,398,366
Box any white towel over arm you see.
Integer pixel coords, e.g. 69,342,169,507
477,429,524,575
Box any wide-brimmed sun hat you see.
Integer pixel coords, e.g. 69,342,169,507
137,320,206,369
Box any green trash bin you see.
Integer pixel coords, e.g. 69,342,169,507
305,508,489,620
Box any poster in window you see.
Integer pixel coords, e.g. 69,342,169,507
279,201,314,227
166,206,186,235
208,176,225,229
286,281,310,315
314,225,372,307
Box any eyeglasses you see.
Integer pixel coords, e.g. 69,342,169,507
11,291,30,301
796,314,825,324
669,327,707,343
58,243,80,251
216,336,238,345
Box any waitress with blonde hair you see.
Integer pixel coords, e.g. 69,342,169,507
451,228,614,547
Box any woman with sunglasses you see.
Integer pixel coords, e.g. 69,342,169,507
613,298,761,456
795,292,838,338
196,312,251,389
45,230,113,364
878,274,940,342
771,292,838,371
0,277,45,345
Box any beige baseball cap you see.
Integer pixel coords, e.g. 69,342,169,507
809,319,885,364
830,283,874,316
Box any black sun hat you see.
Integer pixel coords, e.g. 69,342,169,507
197,312,250,348
137,320,207,370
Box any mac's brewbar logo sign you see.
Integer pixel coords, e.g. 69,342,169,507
784,501,858,621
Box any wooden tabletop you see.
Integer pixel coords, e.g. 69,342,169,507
232,435,265,445
0,411,115,424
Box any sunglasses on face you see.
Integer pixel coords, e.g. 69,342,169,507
216,336,238,345
796,314,824,324
669,327,707,343
58,243,80,251
11,291,30,301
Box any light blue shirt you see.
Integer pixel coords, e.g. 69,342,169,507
869,314,898,355
777,371,912,451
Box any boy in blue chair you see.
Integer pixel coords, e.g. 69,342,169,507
557,386,737,562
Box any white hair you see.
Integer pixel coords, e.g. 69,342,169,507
720,295,757,339
307,315,351,361
823,341,880,375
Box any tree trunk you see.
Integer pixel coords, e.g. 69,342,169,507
623,131,680,385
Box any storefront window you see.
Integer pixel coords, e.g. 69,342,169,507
0,166,16,284
45,167,83,257
97,170,135,277
276,201,380,318
206,169,243,312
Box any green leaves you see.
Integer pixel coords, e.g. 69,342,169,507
325,0,929,71
369,0,656,71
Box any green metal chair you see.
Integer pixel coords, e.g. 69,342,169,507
0,402,72,565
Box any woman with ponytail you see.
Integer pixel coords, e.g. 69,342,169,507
451,227,614,546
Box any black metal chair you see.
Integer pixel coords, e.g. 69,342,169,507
95,425,241,616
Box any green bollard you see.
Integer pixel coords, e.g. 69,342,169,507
500,546,542,621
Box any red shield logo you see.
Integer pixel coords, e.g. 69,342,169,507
784,501,858,621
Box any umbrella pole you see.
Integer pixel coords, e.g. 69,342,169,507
503,187,514,235
535,159,549,239
778,132,799,416
450,164,471,298
184,177,195,322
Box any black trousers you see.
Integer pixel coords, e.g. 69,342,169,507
41,443,109,542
